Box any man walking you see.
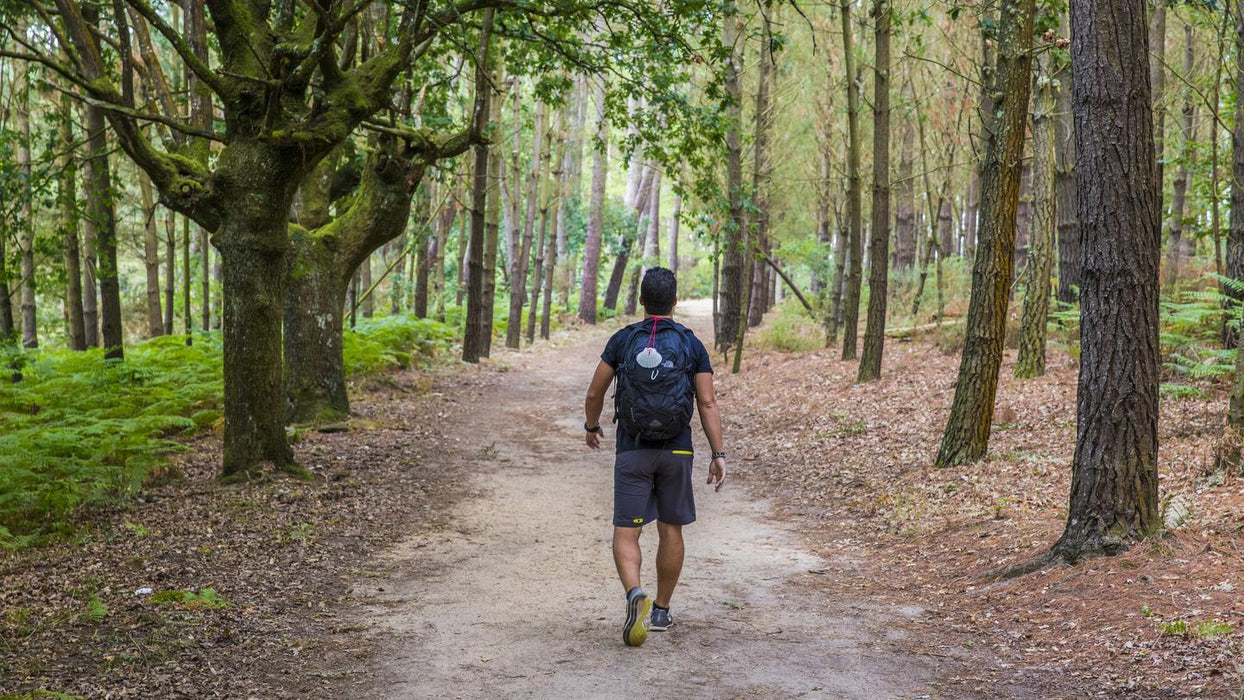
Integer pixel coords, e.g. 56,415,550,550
583,267,726,647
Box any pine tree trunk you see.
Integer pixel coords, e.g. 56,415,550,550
0,209,12,340
840,0,864,360
463,11,496,363
527,127,552,344
1014,161,1032,271
1150,0,1167,223
1053,0,1161,560
508,102,545,348
577,84,609,324
858,0,892,382
1054,25,1082,305
480,74,505,357
936,0,1036,467
718,6,747,352
1166,24,1196,287
140,175,164,337
1016,55,1057,378
81,204,99,347
59,92,86,351
894,104,917,271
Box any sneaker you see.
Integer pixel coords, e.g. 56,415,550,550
623,587,651,647
649,606,673,631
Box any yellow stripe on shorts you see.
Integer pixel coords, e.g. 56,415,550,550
672,450,693,455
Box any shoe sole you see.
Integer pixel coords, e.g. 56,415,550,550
623,593,651,647
650,621,671,632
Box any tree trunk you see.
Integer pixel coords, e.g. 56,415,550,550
1166,24,1196,287
480,76,505,357
578,84,609,324
894,103,917,271
1150,0,1167,224
163,211,175,335
1014,160,1032,271
463,10,496,363
669,194,682,271
858,0,892,382
840,0,864,361
59,92,86,351
527,127,552,344
0,205,12,340
285,237,351,423
415,226,431,318
935,0,1036,467
140,175,164,337
508,102,545,348
84,95,122,359
1054,24,1081,305
718,5,747,352
1015,54,1057,379
81,200,99,347
1053,0,1161,560
15,54,36,348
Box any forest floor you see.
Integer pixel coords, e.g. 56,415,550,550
2,300,1241,698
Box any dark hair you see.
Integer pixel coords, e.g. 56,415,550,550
640,267,678,316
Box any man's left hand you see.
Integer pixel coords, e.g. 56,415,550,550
586,428,603,450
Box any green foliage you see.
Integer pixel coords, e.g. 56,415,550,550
0,335,224,548
82,595,108,623
0,315,455,548
149,588,230,610
342,316,454,376
1193,620,1235,638
1159,619,1188,636
760,300,821,353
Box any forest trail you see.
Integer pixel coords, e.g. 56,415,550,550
356,300,939,698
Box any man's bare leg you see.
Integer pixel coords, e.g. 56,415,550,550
613,526,643,592
655,521,684,608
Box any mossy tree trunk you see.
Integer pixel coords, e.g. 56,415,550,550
935,0,1036,467
1052,0,1161,560
285,145,426,423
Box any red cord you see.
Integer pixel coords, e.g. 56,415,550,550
647,316,668,349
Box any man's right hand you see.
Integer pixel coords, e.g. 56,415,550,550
586,428,603,450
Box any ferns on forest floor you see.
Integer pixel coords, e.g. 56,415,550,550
0,316,454,548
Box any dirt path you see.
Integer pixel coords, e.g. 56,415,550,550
356,301,941,698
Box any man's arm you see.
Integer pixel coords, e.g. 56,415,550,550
694,372,726,491
584,360,615,449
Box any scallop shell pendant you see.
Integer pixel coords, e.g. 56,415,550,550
636,347,663,369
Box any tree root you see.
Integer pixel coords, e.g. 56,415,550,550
979,550,1065,583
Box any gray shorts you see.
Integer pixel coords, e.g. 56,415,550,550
613,449,696,527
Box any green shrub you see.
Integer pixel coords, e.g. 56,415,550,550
759,301,821,353
342,316,454,376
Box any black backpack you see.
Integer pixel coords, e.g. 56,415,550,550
613,318,696,441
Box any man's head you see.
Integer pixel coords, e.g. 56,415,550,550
639,267,678,316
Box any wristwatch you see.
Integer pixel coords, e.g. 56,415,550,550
584,422,603,434
711,450,727,460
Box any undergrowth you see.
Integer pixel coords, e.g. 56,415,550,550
0,315,453,549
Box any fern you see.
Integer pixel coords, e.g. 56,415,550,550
0,314,455,548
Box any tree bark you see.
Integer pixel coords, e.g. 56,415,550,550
1016,54,1057,379
1166,23,1196,286
577,84,609,324
59,91,87,351
1150,0,1167,224
935,0,1036,467
163,211,175,335
858,0,892,382
15,53,36,348
140,174,165,337
1054,28,1082,305
1053,0,1161,560
840,0,864,360
718,5,747,352
894,97,917,271
508,101,545,348
527,124,553,344
463,10,496,363
83,91,122,359
285,146,422,422
669,194,682,272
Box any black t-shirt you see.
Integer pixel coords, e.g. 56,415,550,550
600,317,713,454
